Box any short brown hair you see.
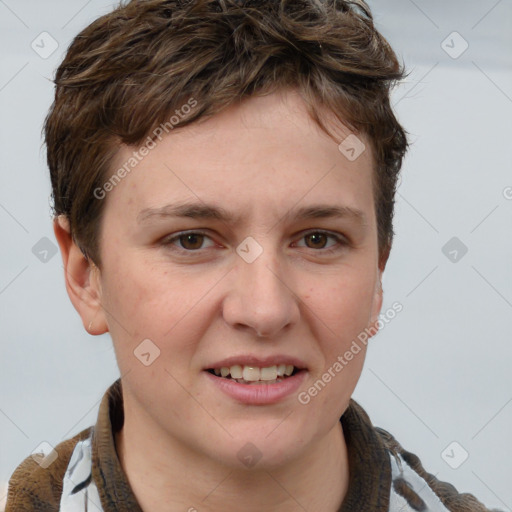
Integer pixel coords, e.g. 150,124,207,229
45,0,408,268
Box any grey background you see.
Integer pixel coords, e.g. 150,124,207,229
1,0,511,510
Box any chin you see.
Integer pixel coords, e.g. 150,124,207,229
207,427,310,471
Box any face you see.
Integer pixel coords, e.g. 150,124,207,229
72,89,384,469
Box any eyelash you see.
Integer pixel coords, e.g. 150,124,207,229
161,230,349,256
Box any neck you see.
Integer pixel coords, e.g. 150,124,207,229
115,405,349,512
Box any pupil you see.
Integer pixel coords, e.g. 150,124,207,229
307,233,326,248
181,234,203,250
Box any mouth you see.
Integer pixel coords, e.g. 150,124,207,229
204,358,309,404
206,364,303,385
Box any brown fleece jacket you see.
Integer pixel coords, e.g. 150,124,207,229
5,379,497,512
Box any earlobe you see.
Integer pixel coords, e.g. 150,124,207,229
53,215,108,335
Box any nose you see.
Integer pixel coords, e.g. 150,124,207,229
222,247,300,338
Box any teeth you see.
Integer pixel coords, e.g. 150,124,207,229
230,365,243,379
211,364,297,381
243,366,261,382
260,366,277,381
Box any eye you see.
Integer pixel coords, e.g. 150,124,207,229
294,230,348,254
161,231,216,252
161,229,348,255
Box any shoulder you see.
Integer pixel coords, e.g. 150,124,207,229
375,427,499,512
5,427,92,512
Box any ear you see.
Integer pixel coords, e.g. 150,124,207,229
367,245,390,338
368,270,383,331
53,215,108,336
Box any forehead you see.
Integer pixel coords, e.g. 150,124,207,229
103,90,376,227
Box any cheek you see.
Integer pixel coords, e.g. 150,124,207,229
306,272,377,332
101,255,177,326
301,270,376,381
100,257,218,364
98,256,173,355
304,278,372,408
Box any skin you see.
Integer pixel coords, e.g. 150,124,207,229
54,89,387,512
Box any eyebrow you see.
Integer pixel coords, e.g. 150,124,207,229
137,202,367,225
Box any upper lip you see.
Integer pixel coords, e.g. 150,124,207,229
206,355,308,370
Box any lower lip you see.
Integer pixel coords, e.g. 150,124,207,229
204,370,308,405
